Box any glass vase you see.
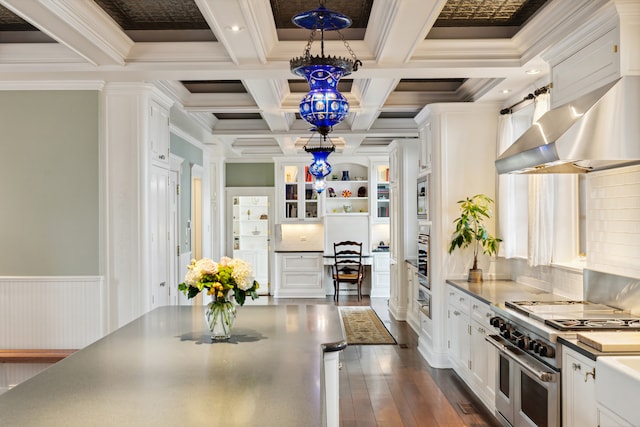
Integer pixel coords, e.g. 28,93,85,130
205,299,236,341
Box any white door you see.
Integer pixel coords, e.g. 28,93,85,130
150,165,170,308
226,188,274,295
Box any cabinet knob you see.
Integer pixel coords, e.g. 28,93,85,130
159,154,166,160
453,310,460,316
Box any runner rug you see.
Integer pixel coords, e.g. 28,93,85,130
339,306,396,345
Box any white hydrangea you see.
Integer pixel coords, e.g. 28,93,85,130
230,258,254,290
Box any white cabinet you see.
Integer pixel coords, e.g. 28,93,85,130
387,140,419,321
418,121,432,173
446,284,496,412
562,346,598,427
469,300,496,410
149,99,170,166
447,286,470,374
274,252,324,298
406,262,420,334
371,162,390,223
370,252,390,298
598,407,633,427
543,6,624,108
278,163,321,223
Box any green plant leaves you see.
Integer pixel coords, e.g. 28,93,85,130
448,194,501,259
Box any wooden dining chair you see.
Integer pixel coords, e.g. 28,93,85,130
332,241,364,301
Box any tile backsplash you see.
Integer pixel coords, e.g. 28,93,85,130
587,165,640,279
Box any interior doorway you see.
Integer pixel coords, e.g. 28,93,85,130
226,188,274,295
190,165,204,305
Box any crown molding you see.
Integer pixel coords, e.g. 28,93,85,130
0,80,104,90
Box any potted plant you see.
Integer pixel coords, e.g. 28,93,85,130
448,194,501,282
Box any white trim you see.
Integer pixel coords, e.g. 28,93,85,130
0,80,105,90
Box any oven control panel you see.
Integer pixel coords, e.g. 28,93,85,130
490,316,556,359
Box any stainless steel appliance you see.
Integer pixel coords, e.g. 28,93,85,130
416,225,430,318
417,228,429,280
417,176,428,218
488,298,640,427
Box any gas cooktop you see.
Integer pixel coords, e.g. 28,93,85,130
545,318,640,330
505,299,640,331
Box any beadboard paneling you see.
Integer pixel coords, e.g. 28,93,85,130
0,276,107,349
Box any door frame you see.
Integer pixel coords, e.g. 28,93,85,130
225,187,275,295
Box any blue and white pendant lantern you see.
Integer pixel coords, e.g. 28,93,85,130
298,64,349,135
290,3,362,192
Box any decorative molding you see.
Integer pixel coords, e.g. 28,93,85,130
0,80,104,90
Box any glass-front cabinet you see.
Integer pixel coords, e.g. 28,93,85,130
372,163,390,222
281,163,320,222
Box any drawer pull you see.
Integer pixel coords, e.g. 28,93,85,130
572,362,581,371
584,368,596,382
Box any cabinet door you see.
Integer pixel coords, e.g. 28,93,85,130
370,253,390,298
275,253,324,298
150,166,170,308
419,121,432,172
282,164,320,222
150,101,169,165
562,348,597,427
552,26,619,107
372,163,390,222
448,304,469,375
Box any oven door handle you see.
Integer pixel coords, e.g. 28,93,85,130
486,335,557,383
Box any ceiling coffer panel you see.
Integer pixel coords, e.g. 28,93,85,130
0,5,39,30
93,0,210,30
434,0,550,27
269,0,373,29
182,80,248,94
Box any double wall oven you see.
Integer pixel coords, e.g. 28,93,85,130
416,223,430,319
487,298,640,427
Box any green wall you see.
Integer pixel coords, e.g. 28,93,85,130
0,91,99,275
170,133,203,254
226,163,274,187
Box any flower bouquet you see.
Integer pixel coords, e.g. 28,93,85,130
178,257,259,340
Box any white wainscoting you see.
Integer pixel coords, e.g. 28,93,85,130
0,276,107,349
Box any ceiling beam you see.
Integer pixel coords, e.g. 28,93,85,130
1,0,132,65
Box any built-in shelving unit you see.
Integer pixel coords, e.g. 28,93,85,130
324,163,368,215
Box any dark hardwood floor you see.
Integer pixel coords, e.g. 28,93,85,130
252,295,500,427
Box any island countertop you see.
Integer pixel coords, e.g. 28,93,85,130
0,305,346,427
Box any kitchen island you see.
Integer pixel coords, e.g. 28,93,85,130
0,305,346,427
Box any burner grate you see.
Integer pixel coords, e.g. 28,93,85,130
546,318,640,330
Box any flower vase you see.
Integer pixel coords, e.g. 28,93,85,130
205,299,236,340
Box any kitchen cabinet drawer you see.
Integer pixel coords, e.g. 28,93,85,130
470,299,492,324
447,285,470,314
281,254,322,271
274,253,324,298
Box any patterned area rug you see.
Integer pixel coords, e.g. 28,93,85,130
339,307,396,345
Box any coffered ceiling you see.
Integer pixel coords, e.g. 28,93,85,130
0,0,602,157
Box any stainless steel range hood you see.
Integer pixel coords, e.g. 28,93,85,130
496,76,640,174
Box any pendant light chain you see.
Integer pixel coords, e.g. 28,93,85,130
337,30,362,71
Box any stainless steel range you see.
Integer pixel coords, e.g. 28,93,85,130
487,270,640,427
